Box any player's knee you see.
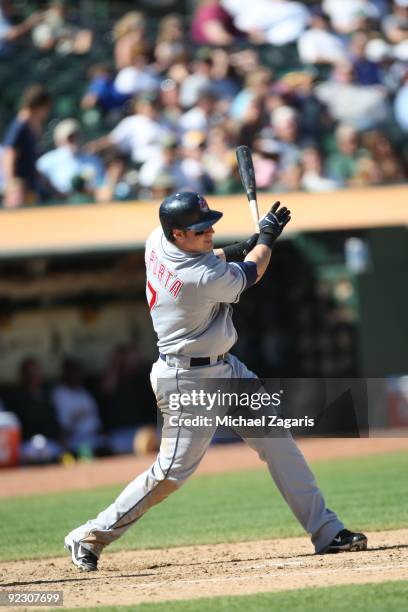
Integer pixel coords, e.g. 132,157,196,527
151,477,180,503
156,471,189,491
149,460,187,492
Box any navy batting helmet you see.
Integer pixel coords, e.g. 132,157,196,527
159,192,223,240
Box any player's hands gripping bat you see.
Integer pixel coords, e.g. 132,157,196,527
257,201,291,249
236,145,260,232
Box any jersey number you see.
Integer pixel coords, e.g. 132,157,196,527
146,280,158,311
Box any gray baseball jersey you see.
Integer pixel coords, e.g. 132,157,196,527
145,227,248,357
65,226,346,564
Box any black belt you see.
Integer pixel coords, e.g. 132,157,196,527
160,353,225,367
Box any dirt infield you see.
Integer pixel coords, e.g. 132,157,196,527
1,530,407,609
1,436,407,609
2,433,408,498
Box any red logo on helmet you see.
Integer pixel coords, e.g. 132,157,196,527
198,196,209,211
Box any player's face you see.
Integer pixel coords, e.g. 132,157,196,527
173,227,215,253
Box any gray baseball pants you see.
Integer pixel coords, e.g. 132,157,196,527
68,353,344,556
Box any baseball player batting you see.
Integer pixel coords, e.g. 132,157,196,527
64,192,367,571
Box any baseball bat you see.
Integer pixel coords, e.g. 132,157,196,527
236,145,260,232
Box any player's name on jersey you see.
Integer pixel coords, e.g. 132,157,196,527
168,415,315,429
146,248,184,298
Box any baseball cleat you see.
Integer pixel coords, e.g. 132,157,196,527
64,535,98,571
319,529,368,554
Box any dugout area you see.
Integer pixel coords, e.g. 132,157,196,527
0,233,386,435
0,185,407,391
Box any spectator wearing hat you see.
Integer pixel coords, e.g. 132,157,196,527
2,85,52,208
36,118,105,198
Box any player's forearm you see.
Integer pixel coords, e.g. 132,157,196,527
217,234,258,262
244,244,271,282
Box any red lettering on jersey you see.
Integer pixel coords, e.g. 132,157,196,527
165,270,173,287
169,279,184,298
148,249,156,270
152,257,159,275
145,247,183,302
158,263,165,282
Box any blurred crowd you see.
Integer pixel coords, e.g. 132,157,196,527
0,345,159,464
0,0,407,208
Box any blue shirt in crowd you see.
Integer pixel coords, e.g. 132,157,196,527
3,119,38,189
36,146,105,194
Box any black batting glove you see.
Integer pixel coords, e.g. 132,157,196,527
223,232,259,262
257,201,291,249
